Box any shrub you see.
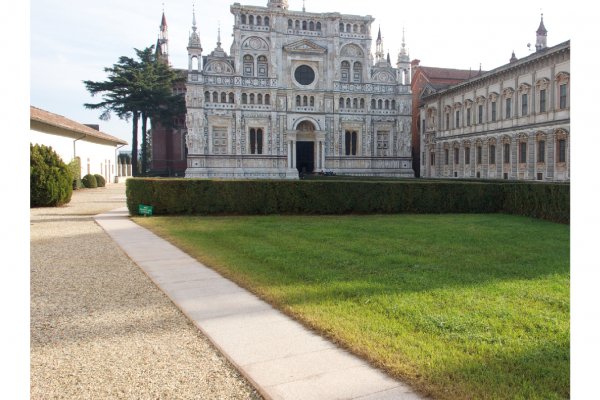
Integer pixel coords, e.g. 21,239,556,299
68,157,82,189
30,143,73,207
82,174,98,188
94,174,106,187
126,178,569,223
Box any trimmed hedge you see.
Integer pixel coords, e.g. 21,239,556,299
82,174,98,188
94,174,106,187
126,178,569,223
30,144,73,207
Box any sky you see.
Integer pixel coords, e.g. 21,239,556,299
4,0,598,397
28,0,576,149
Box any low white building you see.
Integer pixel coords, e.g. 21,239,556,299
419,17,570,182
30,106,128,183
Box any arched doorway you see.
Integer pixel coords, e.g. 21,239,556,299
296,121,315,174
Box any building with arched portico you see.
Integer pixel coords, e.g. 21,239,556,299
184,0,414,179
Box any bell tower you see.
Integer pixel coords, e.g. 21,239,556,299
187,6,203,72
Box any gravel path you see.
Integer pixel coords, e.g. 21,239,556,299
30,183,262,399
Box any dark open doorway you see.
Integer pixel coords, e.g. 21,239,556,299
296,141,314,174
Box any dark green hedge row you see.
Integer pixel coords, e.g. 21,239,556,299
126,179,569,224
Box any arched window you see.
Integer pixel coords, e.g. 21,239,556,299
256,16,262,26
316,22,322,31
249,128,263,154
220,92,226,103
205,91,210,102
360,99,365,109
345,131,358,156
243,55,254,77
353,98,358,109
341,61,350,83
303,96,308,106
264,17,270,26
241,14,247,24
309,21,315,31
229,93,235,103
385,100,390,109
212,92,218,103
257,94,263,104
296,95,301,107
339,23,344,32
391,100,396,110
346,98,351,108
310,96,315,107
191,56,199,71
250,94,255,104
295,20,300,29
353,24,358,33
264,94,270,105
360,25,366,33
371,99,376,109
288,19,293,29
242,93,247,104
339,98,344,109
346,23,351,32
257,55,268,78
353,62,362,82
378,99,383,109
302,21,307,30
249,15,254,25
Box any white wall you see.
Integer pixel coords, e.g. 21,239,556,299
30,128,121,183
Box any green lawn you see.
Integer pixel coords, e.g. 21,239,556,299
134,214,569,400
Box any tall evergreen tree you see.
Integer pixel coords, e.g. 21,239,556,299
83,45,184,176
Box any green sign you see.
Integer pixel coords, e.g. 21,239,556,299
138,204,154,216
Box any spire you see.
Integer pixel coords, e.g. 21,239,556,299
387,52,391,65
302,0,306,12
510,51,518,63
157,8,169,64
210,23,227,57
535,13,548,51
188,3,202,51
398,27,410,64
375,26,384,64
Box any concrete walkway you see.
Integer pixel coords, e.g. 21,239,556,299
95,208,427,400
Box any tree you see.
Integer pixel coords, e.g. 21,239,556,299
30,144,73,207
83,45,185,176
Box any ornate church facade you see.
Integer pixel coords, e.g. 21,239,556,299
184,0,414,179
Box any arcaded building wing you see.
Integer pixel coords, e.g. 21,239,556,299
184,0,414,179
419,17,569,182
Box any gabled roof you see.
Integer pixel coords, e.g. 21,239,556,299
30,106,128,146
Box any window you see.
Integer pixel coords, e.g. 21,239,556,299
445,149,449,165
295,65,315,85
256,16,262,26
477,146,482,164
522,94,528,115
454,147,459,164
455,110,460,128
491,102,497,121
264,17,270,26
558,139,566,163
303,96,308,106
241,15,247,24
296,95,301,107
221,92,227,103
540,89,546,112
264,94,270,105
339,98,344,109
345,130,357,156
353,62,362,83
257,94,263,104
519,142,527,163
538,140,545,162
466,108,471,126
249,15,254,25
376,131,389,156
243,55,254,77
504,143,510,164
249,128,263,154
465,147,470,164
505,98,512,119
430,152,435,166
205,91,210,102
212,92,218,103
289,19,293,29
257,55,268,78
490,145,496,164
316,22,322,31
559,84,568,109
478,105,483,124
242,93,248,104
311,96,315,107
446,113,450,130
309,21,315,31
